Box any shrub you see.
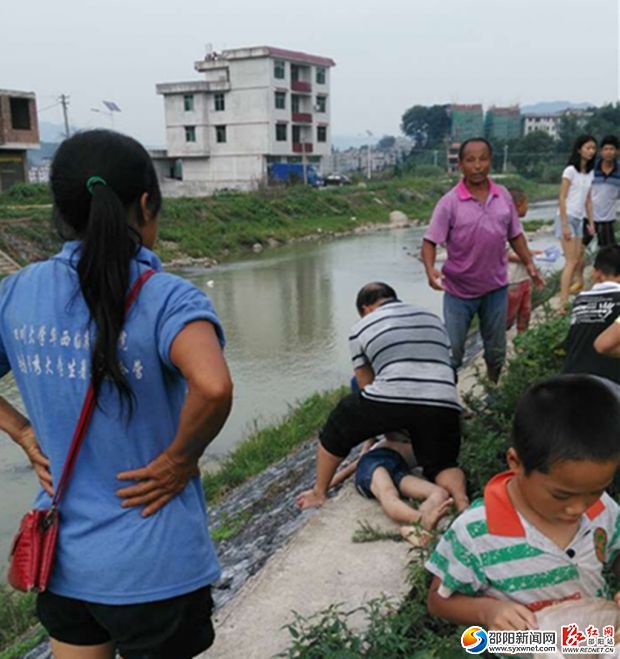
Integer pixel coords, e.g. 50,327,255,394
0,183,50,205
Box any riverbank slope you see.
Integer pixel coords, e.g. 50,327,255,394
0,176,556,267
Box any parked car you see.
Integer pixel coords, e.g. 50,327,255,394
324,173,352,186
269,163,324,187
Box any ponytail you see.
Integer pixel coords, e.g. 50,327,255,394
50,130,162,411
78,183,140,405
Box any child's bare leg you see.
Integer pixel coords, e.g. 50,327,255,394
370,467,424,525
398,475,452,530
398,475,448,508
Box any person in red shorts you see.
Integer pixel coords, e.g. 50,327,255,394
506,188,541,333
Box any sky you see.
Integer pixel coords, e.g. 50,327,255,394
2,0,618,147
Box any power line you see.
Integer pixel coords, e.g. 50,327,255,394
37,101,61,114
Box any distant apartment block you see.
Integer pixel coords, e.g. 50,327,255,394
155,46,335,195
0,90,39,192
449,104,484,142
485,105,521,142
523,113,560,140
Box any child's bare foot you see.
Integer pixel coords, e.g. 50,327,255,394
399,526,433,547
295,488,327,510
420,497,454,531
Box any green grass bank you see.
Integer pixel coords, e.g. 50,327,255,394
0,176,556,266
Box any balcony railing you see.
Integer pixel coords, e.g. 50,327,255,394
291,80,312,93
292,142,313,153
291,112,312,123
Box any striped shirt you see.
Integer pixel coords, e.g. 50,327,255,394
348,300,460,411
426,471,620,612
562,281,620,384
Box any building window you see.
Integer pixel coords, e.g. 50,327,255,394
316,67,326,84
183,95,194,112
317,126,327,143
185,126,196,142
275,92,286,110
214,93,225,111
10,98,31,130
292,125,301,144
316,95,326,113
274,60,285,79
216,125,227,143
276,123,287,142
291,95,300,114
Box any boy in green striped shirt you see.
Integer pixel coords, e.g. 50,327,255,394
427,375,620,631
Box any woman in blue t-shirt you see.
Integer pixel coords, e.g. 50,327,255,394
0,130,232,659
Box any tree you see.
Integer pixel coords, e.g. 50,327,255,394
509,131,557,179
401,105,450,148
585,103,620,142
377,135,396,150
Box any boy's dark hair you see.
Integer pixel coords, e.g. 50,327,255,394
458,138,493,161
356,282,398,314
594,245,620,277
51,129,162,412
507,187,527,207
567,134,597,173
601,135,619,149
513,375,620,474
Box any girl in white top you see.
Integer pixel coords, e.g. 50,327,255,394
557,134,597,308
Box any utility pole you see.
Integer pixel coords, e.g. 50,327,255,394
502,144,509,173
366,130,373,180
302,143,308,185
59,94,70,138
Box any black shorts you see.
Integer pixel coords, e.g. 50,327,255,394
582,217,595,247
36,586,214,659
320,393,461,481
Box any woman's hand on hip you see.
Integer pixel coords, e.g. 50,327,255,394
17,425,54,497
116,451,200,517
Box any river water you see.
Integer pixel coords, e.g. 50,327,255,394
0,202,559,563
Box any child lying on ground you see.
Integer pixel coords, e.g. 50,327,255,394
426,374,620,631
329,432,453,537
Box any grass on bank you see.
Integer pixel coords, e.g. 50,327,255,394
0,177,557,266
203,387,347,504
282,309,572,658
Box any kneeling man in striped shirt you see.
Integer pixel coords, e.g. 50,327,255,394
427,375,620,631
296,282,469,513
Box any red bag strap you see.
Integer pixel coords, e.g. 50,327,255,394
51,268,156,507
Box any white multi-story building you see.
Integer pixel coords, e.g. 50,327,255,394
522,113,560,140
155,46,335,195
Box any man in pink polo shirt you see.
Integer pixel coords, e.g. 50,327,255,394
422,138,542,382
